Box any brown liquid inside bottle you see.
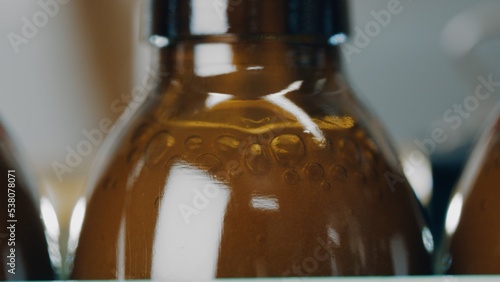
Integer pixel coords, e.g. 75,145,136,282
445,117,500,274
70,1,432,279
0,125,55,280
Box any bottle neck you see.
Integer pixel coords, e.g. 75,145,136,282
150,0,349,44
157,39,342,98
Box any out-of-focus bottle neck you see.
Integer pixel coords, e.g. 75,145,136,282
149,0,348,45
147,0,349,97
156,40,343,98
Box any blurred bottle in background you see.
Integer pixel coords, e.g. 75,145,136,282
0,119,55,280
438,5,500,267
440,104,500,274
430,1,500,249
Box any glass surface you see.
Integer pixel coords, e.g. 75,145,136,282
68,38,432,279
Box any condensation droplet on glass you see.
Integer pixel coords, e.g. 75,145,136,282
362,150,379,180
271,134,305,163
321,182,331,191
165,155,182,172
354,128,365,139
185,136,203,151
305,162,325,181
244,144,270,175
283,170,300,185
363,149,375,165
146,132,176,164
217,135,241,152
335,137,360,166
331,165,347,181
196,153,223,173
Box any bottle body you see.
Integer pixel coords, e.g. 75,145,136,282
0,122,55,280
70,40,432,279
443,109,500,274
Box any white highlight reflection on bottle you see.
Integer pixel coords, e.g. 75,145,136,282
151,162,230,281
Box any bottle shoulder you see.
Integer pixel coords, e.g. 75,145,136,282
72,77,432,279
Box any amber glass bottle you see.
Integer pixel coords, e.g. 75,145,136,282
70,0,432,279
0,121,55,280
442,108,500,274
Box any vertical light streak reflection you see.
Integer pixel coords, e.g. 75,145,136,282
151,163,230,280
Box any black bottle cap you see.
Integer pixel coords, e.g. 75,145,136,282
148,0,349,46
